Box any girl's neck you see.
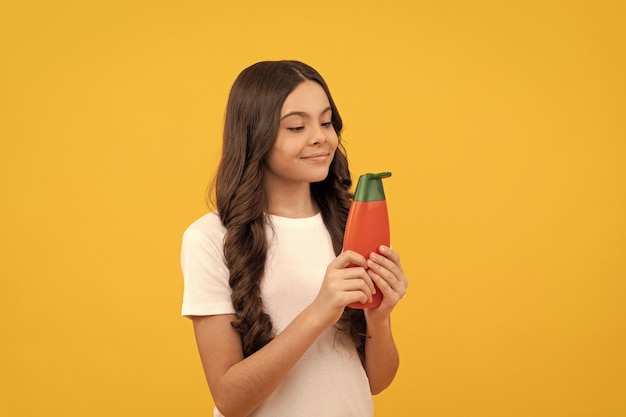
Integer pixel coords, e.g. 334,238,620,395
266,184,318,218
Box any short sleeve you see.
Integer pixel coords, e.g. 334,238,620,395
180,214,235,317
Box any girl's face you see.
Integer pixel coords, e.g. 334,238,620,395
264,80,339,189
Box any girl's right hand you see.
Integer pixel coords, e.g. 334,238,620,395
310,250,376,327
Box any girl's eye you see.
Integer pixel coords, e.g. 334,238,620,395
287,126,305,132
322,122,333,128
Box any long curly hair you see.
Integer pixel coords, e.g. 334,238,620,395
211,60,366,359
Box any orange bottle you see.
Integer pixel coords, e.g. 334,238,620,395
343,172,392,309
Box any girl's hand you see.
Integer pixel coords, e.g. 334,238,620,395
364,245,408,322
311,250,376,328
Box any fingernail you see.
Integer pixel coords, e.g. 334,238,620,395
370,253,379,261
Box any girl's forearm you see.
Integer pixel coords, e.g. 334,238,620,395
364,316,400,394
214,306,327,417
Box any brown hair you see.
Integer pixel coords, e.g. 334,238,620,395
212,60,366,358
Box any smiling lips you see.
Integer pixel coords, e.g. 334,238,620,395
301,152,330,161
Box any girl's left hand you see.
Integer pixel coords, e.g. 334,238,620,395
364,245,409,321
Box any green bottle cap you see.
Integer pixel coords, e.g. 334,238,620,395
353,171,392,202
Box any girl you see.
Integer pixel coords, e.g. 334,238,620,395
181,60,408,417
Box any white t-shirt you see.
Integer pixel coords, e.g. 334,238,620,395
181,211,373,417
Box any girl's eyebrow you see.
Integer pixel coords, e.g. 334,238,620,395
280,106,332,120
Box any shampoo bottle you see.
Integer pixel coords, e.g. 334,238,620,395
343,171,392,309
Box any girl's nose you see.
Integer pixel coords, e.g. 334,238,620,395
312,126,328,145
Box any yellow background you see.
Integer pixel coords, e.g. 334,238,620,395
1,1,625,416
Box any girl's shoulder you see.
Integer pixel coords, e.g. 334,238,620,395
183,211,226,244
